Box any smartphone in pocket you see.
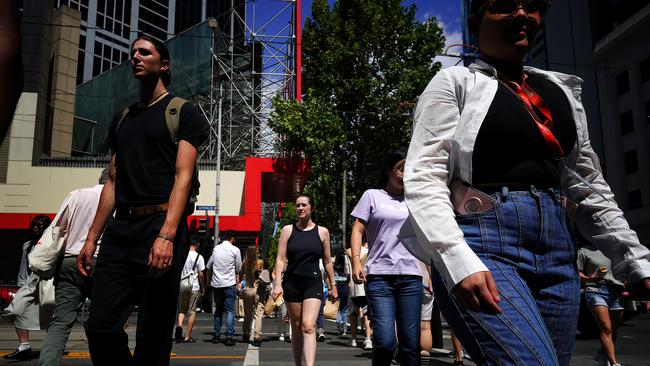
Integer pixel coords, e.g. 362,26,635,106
449,180,497,215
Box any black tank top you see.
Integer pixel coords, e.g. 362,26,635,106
285,224,322,279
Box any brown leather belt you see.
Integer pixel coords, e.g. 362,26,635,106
116,202,169,219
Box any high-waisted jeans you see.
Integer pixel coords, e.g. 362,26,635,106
431,187,580,366
366,275,423,366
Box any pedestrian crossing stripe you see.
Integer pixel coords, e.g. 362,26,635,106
62,352,244,359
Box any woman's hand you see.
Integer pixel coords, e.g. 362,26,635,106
352,261,366,284
452,271,502,314
271,283,283,301
328,285,339,303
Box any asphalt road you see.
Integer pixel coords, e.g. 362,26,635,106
1,311,649,365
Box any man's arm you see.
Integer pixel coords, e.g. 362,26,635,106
78,155,117,276
148,140,196,272
198,271,205,294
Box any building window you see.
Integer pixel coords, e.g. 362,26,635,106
641,56,650,84
628,190,643,209
620,110,634,134
624,150,638,174
616,72,629,96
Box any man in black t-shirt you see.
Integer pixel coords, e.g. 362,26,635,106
77,35,208,366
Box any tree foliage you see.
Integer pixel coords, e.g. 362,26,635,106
303,0,445,206
268,0,445,237
265,203,298,271
269,94,345,234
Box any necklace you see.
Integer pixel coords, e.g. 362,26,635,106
144,91,169,108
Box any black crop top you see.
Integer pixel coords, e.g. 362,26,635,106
285,224,323,279
472,73,577,187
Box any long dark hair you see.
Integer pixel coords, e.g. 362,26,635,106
29,215,51,241
131,34,172,86
377,148,407,188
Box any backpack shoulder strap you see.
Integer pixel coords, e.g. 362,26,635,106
114,106,130,136
164,97,188,144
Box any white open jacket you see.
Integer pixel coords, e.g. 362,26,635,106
399,59,650,293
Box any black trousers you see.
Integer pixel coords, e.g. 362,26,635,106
85,213,189,366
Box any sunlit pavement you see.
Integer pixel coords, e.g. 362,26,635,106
1,312,649,365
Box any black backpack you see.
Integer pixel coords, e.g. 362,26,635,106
115,97,201,214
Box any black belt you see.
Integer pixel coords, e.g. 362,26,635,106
115,202,169,219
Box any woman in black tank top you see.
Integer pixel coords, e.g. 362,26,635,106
271,194,337,366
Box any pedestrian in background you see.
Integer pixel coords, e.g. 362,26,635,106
578,244,625,366
334,250,351,336
175,238,205,343
351,148,422,366
400,1,650,365
78,34,208,366
37,170,106,366
271,194,338,366
206,230,242,346
240,246,271,346
346,242,373,350
2,215,51,361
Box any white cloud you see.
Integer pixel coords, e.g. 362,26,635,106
433,17,464,69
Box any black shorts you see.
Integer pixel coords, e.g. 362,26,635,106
351,296,368,309
282,274,323,302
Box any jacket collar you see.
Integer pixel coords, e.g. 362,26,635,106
469,58,499,78
468,58,583,97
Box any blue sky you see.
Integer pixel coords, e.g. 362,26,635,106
299,0,464,68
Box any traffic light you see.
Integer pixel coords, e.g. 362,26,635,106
198,217,209,242
277,202,285,220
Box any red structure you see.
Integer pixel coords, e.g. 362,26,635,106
1,157,309,236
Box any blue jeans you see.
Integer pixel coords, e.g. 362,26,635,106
213,285,237,338
366,275,423,366
336,283,350,333
431,187,580,366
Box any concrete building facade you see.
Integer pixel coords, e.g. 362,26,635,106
54,0,246,85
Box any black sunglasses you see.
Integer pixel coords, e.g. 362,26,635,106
486,0,549,16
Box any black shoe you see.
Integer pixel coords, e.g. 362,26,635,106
210,335,221,344
183,337,197,343
251,338,262,347
2,348,32,360
224,337,235,346
242,334,250,343
317,329,325,342
175,326,183,343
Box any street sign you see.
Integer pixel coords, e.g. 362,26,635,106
196,205,215,211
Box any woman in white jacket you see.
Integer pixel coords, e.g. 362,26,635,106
400,1,650,365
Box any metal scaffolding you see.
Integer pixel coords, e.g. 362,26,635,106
197,0,299,170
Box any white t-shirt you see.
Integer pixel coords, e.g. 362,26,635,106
206,240,242,288
180,250,205,291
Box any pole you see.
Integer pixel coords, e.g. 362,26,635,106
215,82,223,244
341,169,346,250
295,0,302,101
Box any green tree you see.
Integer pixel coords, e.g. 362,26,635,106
303,0,445,206
268,0,445,239
268,94,345,233
266,203,298,271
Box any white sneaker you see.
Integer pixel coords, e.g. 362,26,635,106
611,363,621,366
278,334,285,342
350,338,357,347
363,337,373,350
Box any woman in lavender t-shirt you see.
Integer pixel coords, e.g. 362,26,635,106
350,148,423,366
